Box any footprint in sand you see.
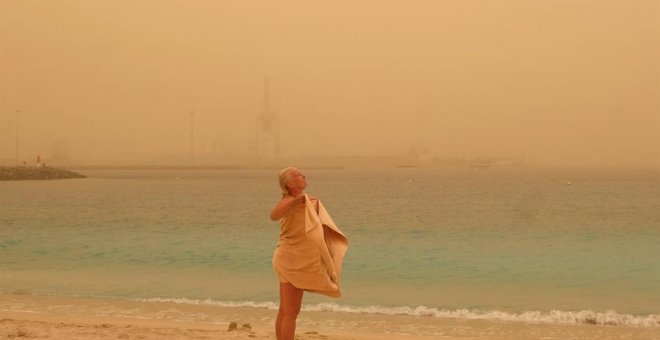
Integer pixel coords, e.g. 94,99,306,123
302,331,329,339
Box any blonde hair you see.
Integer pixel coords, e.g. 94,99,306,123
278,167,296,197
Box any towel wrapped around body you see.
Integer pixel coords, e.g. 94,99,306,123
272,194,348,298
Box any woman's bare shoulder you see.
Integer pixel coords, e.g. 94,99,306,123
274,195,295,208
279,195,295,202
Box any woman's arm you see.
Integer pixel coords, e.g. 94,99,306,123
269,195,305,221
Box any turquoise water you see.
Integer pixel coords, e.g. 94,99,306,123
1,167,659,326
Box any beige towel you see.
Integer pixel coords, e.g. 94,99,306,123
273,194,349,297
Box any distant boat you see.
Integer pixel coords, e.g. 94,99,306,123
395,144,431,169
469,160,491,170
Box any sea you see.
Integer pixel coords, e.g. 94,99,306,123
1,166,659,330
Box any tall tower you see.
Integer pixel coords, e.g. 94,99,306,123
256,77,280,163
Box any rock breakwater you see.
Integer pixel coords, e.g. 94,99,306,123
0,166,86,180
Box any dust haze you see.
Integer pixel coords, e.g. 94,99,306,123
1,1,658,168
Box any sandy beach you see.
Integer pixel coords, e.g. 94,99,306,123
1,294,659,340
0,294,428,340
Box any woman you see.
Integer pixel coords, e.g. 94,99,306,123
270,167,348,340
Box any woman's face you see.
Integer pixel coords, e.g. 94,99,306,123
288,169,307,191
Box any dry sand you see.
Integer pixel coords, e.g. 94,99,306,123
0,311,430,340
1,294,659,339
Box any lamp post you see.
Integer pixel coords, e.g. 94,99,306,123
15,109,20,165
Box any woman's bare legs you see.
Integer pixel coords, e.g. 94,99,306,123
276,282,304,340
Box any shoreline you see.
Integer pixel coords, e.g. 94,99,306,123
1,294,659,339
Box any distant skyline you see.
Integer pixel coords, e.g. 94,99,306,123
1,1,658,167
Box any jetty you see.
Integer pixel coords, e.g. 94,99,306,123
0,166,86,181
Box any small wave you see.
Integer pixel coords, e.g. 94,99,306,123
307,303,660,327
136,297,660,327
138,297,279,310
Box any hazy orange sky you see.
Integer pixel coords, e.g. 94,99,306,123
1,0,658,167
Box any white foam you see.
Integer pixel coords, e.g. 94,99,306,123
136,298,660,327
139,297,279,310
316,304,660,327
